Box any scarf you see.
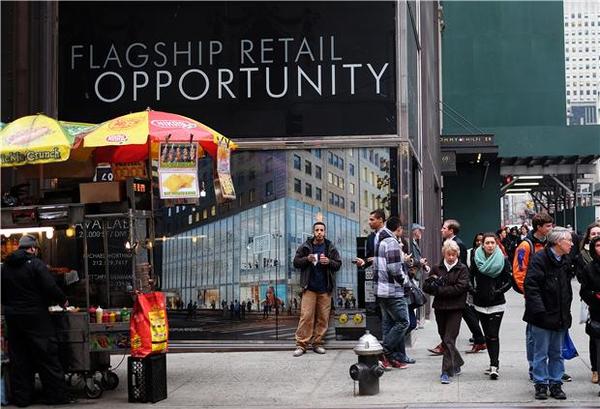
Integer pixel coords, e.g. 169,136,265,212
474,246,505,278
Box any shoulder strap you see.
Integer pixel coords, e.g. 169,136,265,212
524,237,536,254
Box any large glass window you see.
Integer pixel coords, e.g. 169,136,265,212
159,147,394,341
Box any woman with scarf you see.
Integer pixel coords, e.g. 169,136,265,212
580,236,600,396
471,232,512,380
577,222,600,384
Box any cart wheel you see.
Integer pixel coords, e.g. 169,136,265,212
84,380,103,399
102,372,119,390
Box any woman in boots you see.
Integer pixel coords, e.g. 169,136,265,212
580,235,600,396
471,232,512,380
576,222,600,384
423,240,469,384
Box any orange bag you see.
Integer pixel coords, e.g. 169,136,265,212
130,292,169,358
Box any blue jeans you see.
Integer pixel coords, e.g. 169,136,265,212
526,323,534,376
379,297,409,360
530,324,565,385
396,305,417,361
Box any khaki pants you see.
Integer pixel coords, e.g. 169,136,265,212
295,290,331,349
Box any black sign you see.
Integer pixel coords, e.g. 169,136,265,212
58,1,397,138
440,134,496,147
76,218,133,292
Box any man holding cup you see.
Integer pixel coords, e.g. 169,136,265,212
292,222,342,357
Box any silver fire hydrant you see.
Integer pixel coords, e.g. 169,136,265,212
349,330,385,395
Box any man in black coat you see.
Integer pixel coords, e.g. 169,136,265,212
524,227,574,400
1,234,72,406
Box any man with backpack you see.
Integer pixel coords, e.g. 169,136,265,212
513,212,571,383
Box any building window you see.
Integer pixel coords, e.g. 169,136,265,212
349,183,355,195
293,154,301,170
328,171,334,184
249,188,256,202
305,183,312,198
266,181,274,196
315,165,322,179
350,201,356,213
305,160,312,175
339,158,344,170
328,192,334,205
349,163,355,176
294,178,302,193
313,149,322,158
328,151,334,165
211,206,216,216
363,190,369,207
316,187,322,201
340,197,345,209
249,170,256,180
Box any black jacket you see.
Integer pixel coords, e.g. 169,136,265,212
471,257,513,308
523,247,573,330
293,238,342,293
452,236,468,266
1,249,67,315
580,237,600,322
423,261,469,310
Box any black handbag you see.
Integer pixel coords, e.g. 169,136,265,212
586,319,600,338
407,281,427,308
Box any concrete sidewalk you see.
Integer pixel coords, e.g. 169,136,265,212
64,284,600,408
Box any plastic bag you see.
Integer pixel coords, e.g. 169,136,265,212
561,330,578,360
580,301,589,324
130,291,169,358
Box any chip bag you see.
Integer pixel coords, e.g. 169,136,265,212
130,291,169,357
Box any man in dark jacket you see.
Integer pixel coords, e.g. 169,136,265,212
1,234,72,406
292,222,341,357
524,227,574,400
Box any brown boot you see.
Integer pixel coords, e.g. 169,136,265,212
466,343,487,353
428,343,444,355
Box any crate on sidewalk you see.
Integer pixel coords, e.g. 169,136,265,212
127,354,167,403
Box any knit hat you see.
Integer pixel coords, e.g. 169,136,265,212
18,234,39,249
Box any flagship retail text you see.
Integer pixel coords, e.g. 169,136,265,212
69,36,391,103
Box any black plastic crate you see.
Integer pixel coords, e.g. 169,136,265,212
127,354,167,403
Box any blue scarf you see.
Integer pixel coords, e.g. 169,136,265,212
474,246,505,278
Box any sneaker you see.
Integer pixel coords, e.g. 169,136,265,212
313,346,326,354
561,373,572,382
451,367,461,377
402,357,416,364
489,366,499,380
390,359,409,369
592,371,599,384
440,373,451,384
293,347,305,357
534,384,548,400
549,384,567,400
379,355,393,371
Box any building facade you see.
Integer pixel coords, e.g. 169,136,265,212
2,1,443,340
564,0,600,125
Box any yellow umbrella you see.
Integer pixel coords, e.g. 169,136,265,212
0,114,75,167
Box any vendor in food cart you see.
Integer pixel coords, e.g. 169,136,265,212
1,234,74,406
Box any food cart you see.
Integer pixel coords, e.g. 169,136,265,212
0,195,155,398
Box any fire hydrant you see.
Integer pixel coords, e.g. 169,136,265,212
349,330,385,395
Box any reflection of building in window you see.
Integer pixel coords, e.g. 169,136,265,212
564,0,600,125
159,148,390,307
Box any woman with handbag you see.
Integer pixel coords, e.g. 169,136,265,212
423,240,469,384
580,235,600,396
576,222,600,383
471,233,513,380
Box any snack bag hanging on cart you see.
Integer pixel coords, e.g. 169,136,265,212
130,292,169,357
